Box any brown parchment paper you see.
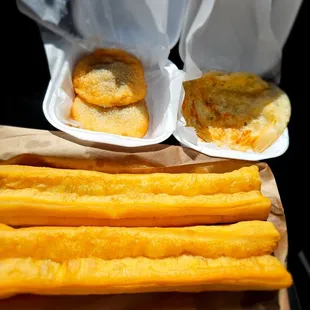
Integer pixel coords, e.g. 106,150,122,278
0,126,289,310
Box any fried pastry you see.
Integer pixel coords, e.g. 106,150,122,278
0,165,269,226
0,165,261,196
71,96,149,137
182,71,291,152
0,190,270,226
73,49,146,107
0,221,280,261
0,255,292,297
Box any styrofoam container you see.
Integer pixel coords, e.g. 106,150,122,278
19,0,300,158
43,44,184,147
19,0,187,147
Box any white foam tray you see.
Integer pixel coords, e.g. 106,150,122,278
174,120,289,161
43,44,184,147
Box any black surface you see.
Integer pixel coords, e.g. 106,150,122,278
2,1,52,130
2,1,309,309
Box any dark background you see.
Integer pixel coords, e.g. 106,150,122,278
1,1,309,309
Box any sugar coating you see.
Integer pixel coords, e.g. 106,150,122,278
73,49,147,107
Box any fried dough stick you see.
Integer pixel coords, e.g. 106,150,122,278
0,221,280,261
0,165,261,196
0,190,270,226
0,255,292,297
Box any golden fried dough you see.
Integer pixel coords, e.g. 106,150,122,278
0,165,270,226
71,96,149,137
73,49,146,107
0,190,271,226
0,256,292,296
0,222,280,261
0,214,271,227
0,165,261,196
182,71,291,152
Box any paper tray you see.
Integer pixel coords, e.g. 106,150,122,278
0,125,289,309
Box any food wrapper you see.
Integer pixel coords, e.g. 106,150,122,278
174,0,302,160
0,125,289,309
17,0,301,158
17,0,186,147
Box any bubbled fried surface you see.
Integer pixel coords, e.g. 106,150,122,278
0,165,261,196
0,165,270,226
0,255,292,296
0,221,280,261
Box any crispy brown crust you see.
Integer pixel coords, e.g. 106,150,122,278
73,49,146,107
